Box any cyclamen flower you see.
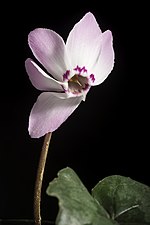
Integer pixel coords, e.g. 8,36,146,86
25,12,114,138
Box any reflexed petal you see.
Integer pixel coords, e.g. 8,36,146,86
28,28,70,81
29,92,82,138
91,30,115,85
66,12,102,69
25,58,64,91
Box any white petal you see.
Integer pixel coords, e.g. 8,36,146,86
29,92,82,138
66,12,102,69
91,30,115,85
25,58,64,91
28,28,70,81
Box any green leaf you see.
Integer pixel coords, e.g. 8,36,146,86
92,175,150,225
46,167,118,225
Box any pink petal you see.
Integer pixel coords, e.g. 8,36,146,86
28,28,70,81
91,30,115,85
25,58,64,92
29,92,82,138
66,12,102,70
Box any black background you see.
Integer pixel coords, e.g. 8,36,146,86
0,0,149,222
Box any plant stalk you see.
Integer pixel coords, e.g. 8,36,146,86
34,132,52,225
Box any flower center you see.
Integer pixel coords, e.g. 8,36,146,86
68,74,88,94
63,65,95,96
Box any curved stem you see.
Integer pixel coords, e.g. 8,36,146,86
34,132,52,225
